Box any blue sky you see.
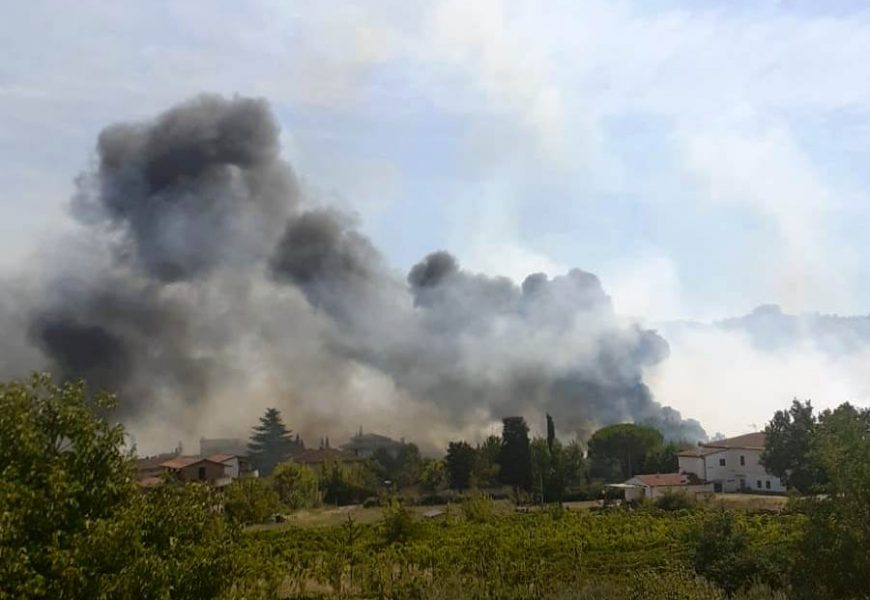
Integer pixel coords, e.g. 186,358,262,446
4,0,870,323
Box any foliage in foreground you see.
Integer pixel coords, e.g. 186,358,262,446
0,375,280,599
3,374,870,600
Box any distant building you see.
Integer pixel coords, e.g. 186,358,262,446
206,453,256,479
199,437,248,457
159,456,232,486
342,429,404,458
678,432,785,493
614,473,714,501
136,452,178,487
291,448,365,471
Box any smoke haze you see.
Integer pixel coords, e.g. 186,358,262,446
5,94,706,453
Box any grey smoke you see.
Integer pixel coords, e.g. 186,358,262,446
13,94,705,445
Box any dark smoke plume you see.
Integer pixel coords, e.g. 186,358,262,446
9,94,705,450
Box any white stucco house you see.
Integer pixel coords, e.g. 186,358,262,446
617,473,714,501
677,432,785,493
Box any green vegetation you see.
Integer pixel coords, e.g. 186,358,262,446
3,375,869,599
0,374,281,599
248,407,296,476
249,507,802,599
587,423,686,481
273,462,323,510
499,416,533,491
445,441,476,490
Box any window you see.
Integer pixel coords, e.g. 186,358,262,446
765,480,771,490
740,455,745,466
757,480,762,489
719,458,726,467
198,466,206,480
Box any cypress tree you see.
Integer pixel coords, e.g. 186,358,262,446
499,416,532,492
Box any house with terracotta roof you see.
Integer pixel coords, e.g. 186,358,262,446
159,456,231,486
677,432,784,493
617,473,714,501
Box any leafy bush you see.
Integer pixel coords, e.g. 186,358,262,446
380,497,416,544
0,374,281,599
691,511,791,595
655,490,698,511
462,493,495,523
223,477,281,525
271,461,322,510
320,460,378,505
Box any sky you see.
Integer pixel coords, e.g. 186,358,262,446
4,0,870,438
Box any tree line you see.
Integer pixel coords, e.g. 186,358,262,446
245,403,690,507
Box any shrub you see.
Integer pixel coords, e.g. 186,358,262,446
655,490,697,512
223,477,281,525
380,497,416,544
271,462,322,510
462,493,495,523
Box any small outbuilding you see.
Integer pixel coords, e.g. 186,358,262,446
611,473,714,501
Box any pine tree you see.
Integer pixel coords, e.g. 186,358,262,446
247,408,293,476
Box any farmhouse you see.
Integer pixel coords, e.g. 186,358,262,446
342,430,404,458
616,473,714,501
159,456,232,486
205,453,257,479
677,432,785,493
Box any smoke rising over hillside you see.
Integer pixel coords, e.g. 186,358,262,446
6,95,705,450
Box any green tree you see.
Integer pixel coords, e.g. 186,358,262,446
587,423,663,481
320,460,377,505
647,440,692,474
761,399,825,493
0,374,278,599
247,407,294,476
499,416,532,491
84,484,279,599
790,403,870,599
445,441,476,490
371,443,422,489
223,477,281,525
530,437,554,502
472,435,502,488
561,440,588,491
0,374,136,597
420,458,447,493
272,462,322,509
546,413,556,453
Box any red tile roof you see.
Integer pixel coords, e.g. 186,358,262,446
159,456,225,470
678,432,767,458
703,432,766,450
207,453,237,463
632,473,692,487
677,446,725,458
